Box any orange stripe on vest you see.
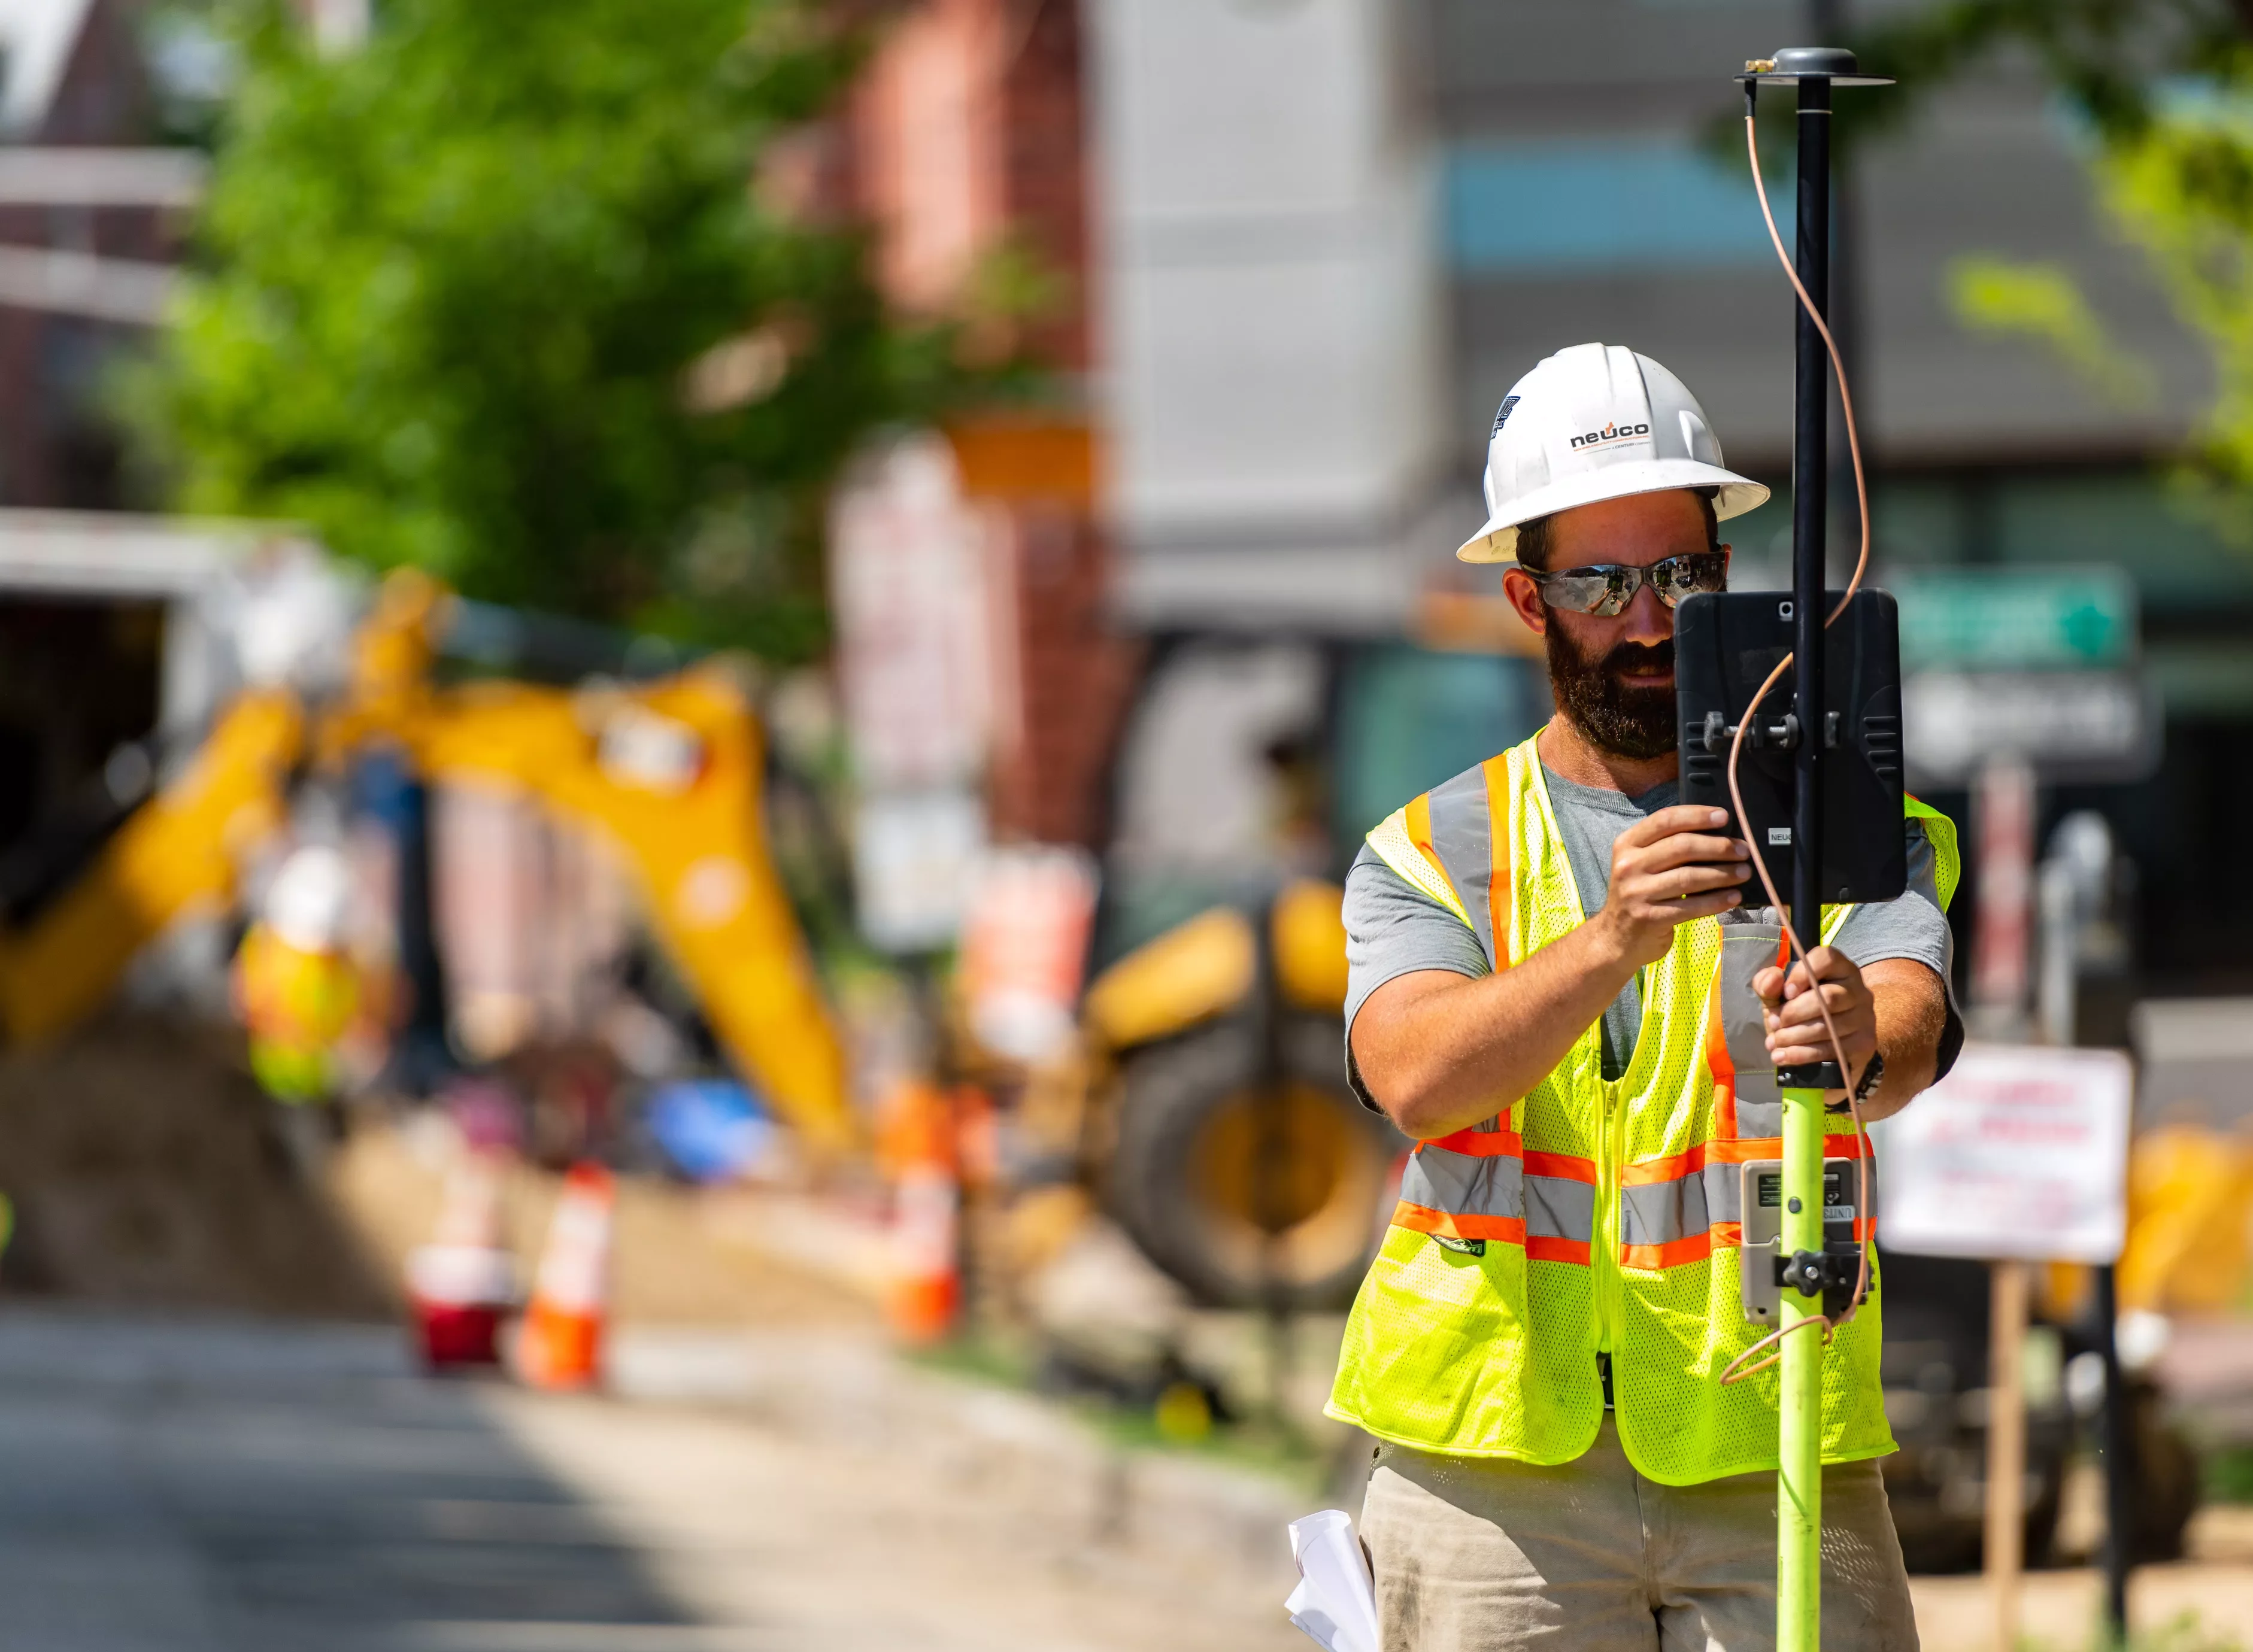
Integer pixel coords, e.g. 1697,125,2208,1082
1482,754,1513,967
1391,1201,1526,1245
1423,1125,1525,1158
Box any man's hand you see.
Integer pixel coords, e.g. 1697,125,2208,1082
1596,806,1752,968
1754,946,1876,1075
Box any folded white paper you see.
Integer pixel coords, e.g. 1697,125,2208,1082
1285,1508,1380,1652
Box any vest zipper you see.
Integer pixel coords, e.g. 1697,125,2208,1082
1594,1062,1626,1355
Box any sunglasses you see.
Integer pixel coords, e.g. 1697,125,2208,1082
1525,552,1727,617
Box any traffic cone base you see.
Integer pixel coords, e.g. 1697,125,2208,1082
517,1161,614,1390
889,1164,961,1341
408,1155,514,1371
881,1079,963,1344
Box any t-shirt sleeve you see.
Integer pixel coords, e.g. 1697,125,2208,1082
1341,843,1489,1110
1830,818,1965,1080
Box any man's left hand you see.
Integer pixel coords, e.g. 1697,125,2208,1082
1752,946,1876,1075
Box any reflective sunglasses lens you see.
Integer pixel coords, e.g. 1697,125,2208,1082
1654,555,1726,605
1542,572,1621,615
1541,572,1613,613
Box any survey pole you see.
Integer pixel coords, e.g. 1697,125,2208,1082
1739,47,1891,1652
1776,61,1837,1652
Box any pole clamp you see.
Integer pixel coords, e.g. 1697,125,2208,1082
1699,709,1800,754
1774,1248,1865,1317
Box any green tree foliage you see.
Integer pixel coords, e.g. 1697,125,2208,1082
1946,254,2157,406
1853,2,2253,530
125,0,989,657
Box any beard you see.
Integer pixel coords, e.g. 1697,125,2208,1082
1545,627,1678,761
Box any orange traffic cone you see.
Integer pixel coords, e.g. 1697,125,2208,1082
879,1081,960,1344
406,1150,515,1371
516,1161,614,1390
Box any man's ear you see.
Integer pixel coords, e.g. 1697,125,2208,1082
1502,567,1546,636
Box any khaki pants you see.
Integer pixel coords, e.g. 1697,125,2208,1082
1359,1420,1918,1652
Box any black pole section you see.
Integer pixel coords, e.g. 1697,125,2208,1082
2095,1262,2134,1644
1812,1,1864,573
1789,78,1834,997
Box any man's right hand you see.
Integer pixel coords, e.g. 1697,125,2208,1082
1594,806,1751,967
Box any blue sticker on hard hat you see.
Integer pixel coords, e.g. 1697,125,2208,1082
1491,396,1520,435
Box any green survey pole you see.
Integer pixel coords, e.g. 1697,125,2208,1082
1778,1083,1828,1652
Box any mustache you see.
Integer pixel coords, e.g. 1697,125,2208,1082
1599,639,1674,682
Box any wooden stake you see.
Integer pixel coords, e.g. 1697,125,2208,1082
1987,1260,2030,1652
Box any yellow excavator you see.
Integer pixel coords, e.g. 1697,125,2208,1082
0,560,1400,1302
0,569,855,1157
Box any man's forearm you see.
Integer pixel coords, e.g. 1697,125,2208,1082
1853,958,1948,1122
1352,918,1640,1140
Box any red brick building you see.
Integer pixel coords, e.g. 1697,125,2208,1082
844,0,1138,853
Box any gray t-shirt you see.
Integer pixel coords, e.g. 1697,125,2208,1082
1343,764,1957,1100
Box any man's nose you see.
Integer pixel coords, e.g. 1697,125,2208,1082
1620,581,1672,646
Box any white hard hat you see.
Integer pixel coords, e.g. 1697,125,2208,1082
1458,342,1769,563
266,845,352,952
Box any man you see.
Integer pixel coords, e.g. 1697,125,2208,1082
1329,343,1958,1652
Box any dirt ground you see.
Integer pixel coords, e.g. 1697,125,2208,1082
326,1118,877,1329
0,1010,871,1334
0,1012,388,1316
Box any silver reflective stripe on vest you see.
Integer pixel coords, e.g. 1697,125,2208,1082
1400,1144,1524,1224
1717,910,1785,1136
1527,1174,1596,1243
1703,1160,1742,1228
1425,764,1497,967
1621,1161,1749,1248
1622,1171,1709,1250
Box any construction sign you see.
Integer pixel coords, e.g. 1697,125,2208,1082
1872,1042,2133,1264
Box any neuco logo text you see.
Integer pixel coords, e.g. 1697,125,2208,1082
1569,421,1650,450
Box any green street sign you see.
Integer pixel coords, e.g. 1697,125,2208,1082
1890,566,2137,673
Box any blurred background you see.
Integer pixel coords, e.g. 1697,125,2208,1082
0,0,2247,1647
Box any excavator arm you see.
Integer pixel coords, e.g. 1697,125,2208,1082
0,690,304,1043
329,575,854,1152
0,570,853,1156
383,669,855,1156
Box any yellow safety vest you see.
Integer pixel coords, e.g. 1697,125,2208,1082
1326,734,1959,1485
237,924,361,1104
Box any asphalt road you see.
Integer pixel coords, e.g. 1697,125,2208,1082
16,1307,2253,1652
0,1310,1306,1652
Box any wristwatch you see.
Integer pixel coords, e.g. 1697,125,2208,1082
1826,1052,1885,1112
